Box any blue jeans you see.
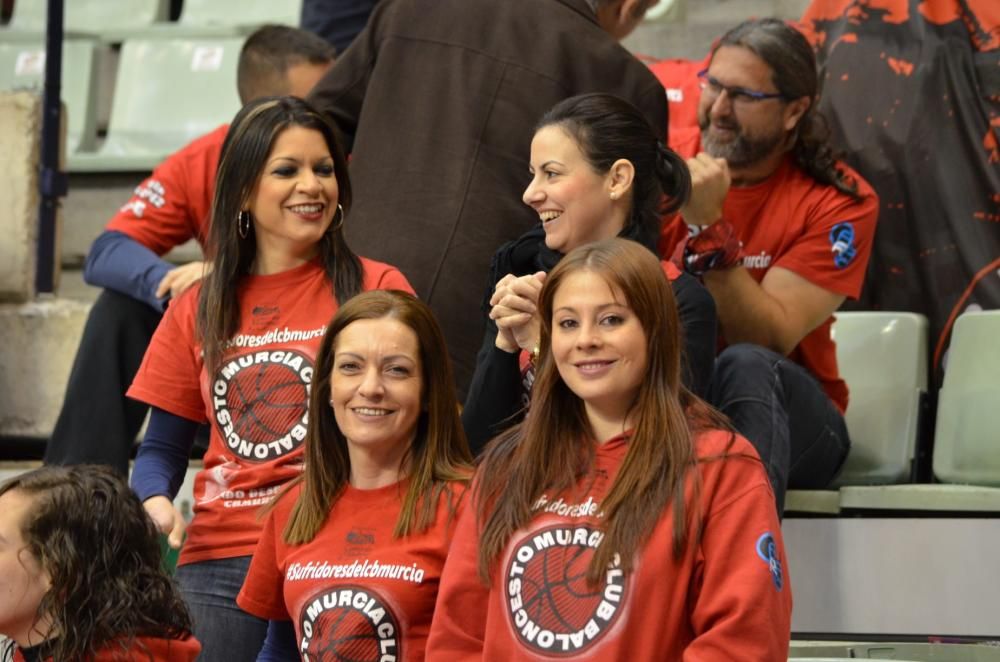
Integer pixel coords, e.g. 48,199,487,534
175,556,268,662
708,344,851,515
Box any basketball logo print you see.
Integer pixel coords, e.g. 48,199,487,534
506,525,627,655
298,585,401,662
756,532,783,590
212,349,313,462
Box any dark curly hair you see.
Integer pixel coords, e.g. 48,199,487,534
0,465,192,660
715,18,861,200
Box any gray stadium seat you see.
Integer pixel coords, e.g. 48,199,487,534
840,310,1000,512
128,0,305,38
176,0,303,30
832,312,927,485
2,0,168,41
932,310,1000,485
785,312,928,514
68,37,243,172
0,39,99,153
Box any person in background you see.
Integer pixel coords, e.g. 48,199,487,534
300,0,379,53
308,0,668,397
462,93,716,454
238,290,472,661
45,25,335,476
427,238,791,660
0,465,200,662
128,96,412,662
661,18,879,513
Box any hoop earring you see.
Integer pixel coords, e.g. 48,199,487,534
237,210,251,239
329,204,345,233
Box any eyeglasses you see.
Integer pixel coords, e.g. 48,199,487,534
697,69,786,106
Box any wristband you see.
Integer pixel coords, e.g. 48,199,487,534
670,220,743,277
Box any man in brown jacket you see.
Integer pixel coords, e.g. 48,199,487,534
309,0,666,394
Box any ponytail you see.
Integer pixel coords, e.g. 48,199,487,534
536,94,693,253
655,141,692,214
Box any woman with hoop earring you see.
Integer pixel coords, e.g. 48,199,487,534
128,96,413,662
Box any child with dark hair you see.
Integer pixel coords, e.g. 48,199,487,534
0,465,199,661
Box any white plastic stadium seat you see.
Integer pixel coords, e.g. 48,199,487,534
840,310,1000,512
177,0,303,30
785,312,928,515
68,37,243,172
831,312,927,485
932,310,1000,485
3,0,167,40
0,39,99,153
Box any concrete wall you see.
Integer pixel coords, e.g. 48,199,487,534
785,517,1000,637
0,299,91,437
0,91,41,301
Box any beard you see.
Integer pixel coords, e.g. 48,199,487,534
699,113,785,168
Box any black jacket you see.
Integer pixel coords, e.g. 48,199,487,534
461,226,718,456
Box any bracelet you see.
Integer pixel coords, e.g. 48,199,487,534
669,220,743,278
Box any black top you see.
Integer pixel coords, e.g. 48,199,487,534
461,225,718,456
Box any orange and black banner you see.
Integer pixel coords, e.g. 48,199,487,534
801,0,1000,381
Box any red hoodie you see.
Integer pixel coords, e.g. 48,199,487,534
13,634,201,662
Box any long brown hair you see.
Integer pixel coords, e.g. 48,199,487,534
283,290,473,543
0,466,192,660
477,238,730,584
198,96,363,374
714,18,861,199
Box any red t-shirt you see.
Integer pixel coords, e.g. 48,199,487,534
661,137,878,412
128,258,413,565
13,634,201,662
238,480,468,662
105,125,227,255
644,54,711,137
426,429,791,661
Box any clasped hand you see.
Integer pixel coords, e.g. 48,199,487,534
489,271,547,354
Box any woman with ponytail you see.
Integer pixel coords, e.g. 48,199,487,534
462,93,717,454
127,96,413,661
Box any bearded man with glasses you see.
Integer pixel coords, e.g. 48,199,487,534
660,18,880,516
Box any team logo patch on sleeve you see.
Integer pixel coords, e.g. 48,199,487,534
505,525,627,655
829,222,857,269
298,585,401,662
756,532,783,590
211,350,313,462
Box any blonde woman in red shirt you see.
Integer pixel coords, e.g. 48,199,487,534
428,238,792,661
